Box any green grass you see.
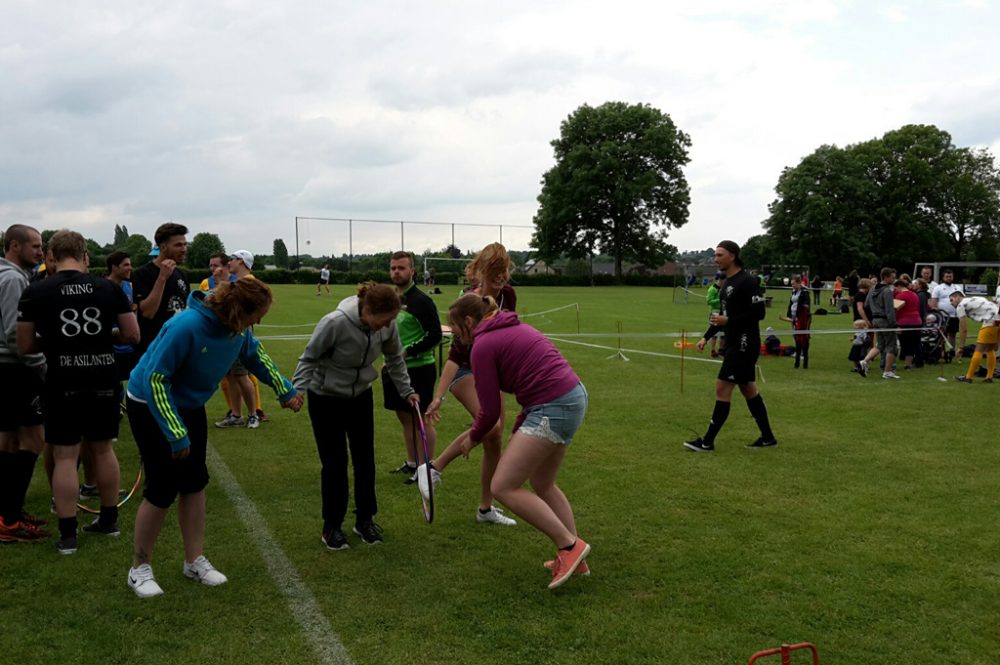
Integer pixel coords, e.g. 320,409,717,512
4,285,999,664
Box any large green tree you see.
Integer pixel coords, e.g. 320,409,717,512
765,124,1000,276
187,232,225,270
532,101,691,280
273,238,290,268
122,234,153,262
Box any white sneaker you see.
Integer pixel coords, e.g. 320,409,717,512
128,564,164,598
183,555,228,586
476,506,516,526
246,415,260,429
214,415,245,428
415,463,441,502
882,371,901,380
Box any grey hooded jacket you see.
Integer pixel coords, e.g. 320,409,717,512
0,257,44,367
292,295,413,399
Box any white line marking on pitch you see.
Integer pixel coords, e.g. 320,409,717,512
206,444,354,665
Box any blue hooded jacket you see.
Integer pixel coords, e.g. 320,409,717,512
128,290,295,452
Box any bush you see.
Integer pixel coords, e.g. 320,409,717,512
510,273,685,287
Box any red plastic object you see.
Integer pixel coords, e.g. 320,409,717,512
747,642,819,665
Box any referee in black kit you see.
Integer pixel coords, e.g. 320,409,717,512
684,240,777,452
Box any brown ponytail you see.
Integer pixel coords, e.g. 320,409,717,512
205,278,273,333
448,293,499,339
357,281,401,316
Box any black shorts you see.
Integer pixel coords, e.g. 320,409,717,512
126,398,209,509
116,350,139,383
44,388,119,445
946,316,959,334
382,363,436,414
717,343,760,385
227,357,249,376
0,363,44,432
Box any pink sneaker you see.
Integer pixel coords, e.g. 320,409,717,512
544,558,590,576
548,539,591,589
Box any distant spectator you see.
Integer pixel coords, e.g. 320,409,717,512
911,278,931,368
811,274,823,305
859,267,898,379
929,269,964,359
894,278,921,370
853,278,874,327
919,265,937,292
706,272,723,357
848,319,870,373
780,275,811,369
846,270,860,298
831,276,843,306
951,291,999,384
316,264,331,296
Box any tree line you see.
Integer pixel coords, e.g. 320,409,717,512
530,104,1000,283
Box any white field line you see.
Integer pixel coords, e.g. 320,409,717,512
205,445,355,665
546,336,724,364
257,325,937,343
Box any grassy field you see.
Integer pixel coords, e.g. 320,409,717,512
4,284,999,665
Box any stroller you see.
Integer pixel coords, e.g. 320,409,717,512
920,312,951,364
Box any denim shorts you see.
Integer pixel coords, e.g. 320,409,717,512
518,382,588,445
449,365,473,389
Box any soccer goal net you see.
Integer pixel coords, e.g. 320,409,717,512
423,257,474,284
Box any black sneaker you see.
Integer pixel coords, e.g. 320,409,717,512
79,484,99,500
82,517,120,537
747,437,779,448
321,529,350,551
858,360,869,378
955,376,973,384
56,536,78,555
353,521,384,545
683,438,714,453
390,462,416,475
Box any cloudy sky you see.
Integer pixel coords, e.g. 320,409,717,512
2,0,998,259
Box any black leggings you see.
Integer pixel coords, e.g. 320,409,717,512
899,326,921,360
307,389,376,531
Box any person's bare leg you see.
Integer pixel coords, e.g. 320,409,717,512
52,444,81,519
528,445,574,536
237,375,256,419
133,499,168,567
396,410,418,466
491,433,573,548
89,440,120,509
178,490,207,563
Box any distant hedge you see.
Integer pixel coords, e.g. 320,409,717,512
177,269,686,288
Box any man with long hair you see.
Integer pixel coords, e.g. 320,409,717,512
685,241,776,452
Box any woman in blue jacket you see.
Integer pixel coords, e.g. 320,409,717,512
125,278,302,598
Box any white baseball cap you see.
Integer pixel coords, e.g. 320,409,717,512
230,250,254,270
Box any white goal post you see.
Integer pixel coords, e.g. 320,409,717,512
423,257,474,284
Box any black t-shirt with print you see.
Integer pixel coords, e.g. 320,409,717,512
18,270,131,390
131,261,189,354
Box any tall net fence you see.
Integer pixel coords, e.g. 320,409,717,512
294,216,534,263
